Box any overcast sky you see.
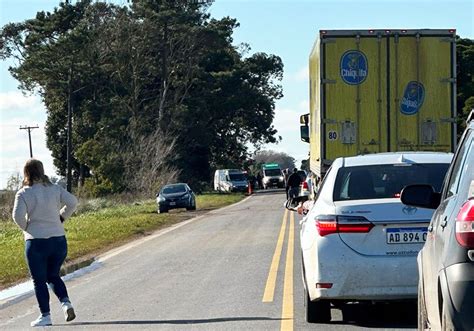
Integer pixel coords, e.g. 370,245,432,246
1,0,473,188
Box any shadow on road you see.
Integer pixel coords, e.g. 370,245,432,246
253,188,286,195
63,316,284,326
332,301,417,328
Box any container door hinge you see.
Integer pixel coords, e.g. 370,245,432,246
440,37,456,43
440,117,456,123
440,78,456,83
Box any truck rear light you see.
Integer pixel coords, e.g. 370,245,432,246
315,215,374,237
455,199,474,248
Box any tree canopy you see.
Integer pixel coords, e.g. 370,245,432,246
1,0,283,194
252,150,295,171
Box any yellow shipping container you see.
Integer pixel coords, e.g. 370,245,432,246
302,29,456,178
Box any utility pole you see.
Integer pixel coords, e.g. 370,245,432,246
65,65,86,193
67,66,73,193
20,125,39,158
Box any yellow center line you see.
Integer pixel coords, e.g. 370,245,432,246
281,211,294,331
262,209,288,302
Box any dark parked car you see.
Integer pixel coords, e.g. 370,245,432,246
401,111,474,331
156,183,196,213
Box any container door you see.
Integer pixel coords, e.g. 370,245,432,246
389,34,454,152
323,35,388,163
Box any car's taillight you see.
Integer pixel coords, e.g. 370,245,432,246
455,199,474,248
302,181,309,189
315,215,374,237
316,215,338,236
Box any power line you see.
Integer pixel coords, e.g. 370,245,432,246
19,125,39,158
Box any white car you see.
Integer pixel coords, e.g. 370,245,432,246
300,152,452,323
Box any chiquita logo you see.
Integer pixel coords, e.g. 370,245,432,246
340,50,368,85
400,81,425,115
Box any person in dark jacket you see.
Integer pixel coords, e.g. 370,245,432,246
286,168,302,202
256,172,263,190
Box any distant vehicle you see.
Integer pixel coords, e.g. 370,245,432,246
401,111,474,330
261,163,284,189
300,29,456,181
299,152,452,323
213,169,248,192
299,177,312,201
156,183,196,213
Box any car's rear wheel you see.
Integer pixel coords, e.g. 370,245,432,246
158,208,168,214
187,201,196,211
418,283,428,330
304,286,331,323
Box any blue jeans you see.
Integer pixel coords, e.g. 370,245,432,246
25,236,70,315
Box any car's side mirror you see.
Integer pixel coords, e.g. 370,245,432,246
300,125,309,143
300,114,310,143
400,184,441,210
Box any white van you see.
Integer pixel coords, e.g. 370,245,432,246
214,169,248,192
261,163,285,189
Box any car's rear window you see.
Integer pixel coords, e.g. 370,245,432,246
333,163,449,201
162,185,186,194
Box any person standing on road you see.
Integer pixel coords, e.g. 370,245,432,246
286,168,302,203
12,159,78,327
256,172,263,189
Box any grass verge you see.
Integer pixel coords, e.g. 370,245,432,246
0,193,244,290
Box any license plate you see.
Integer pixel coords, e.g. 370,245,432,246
170,202,176,206
386,227,427,244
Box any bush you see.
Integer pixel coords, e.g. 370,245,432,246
75,192,149,214
76,178,117,198
187,180,212,194
0,190,15,222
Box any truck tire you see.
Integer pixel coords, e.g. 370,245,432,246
304,287,331,323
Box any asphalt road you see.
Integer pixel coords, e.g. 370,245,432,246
0,190,416,330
